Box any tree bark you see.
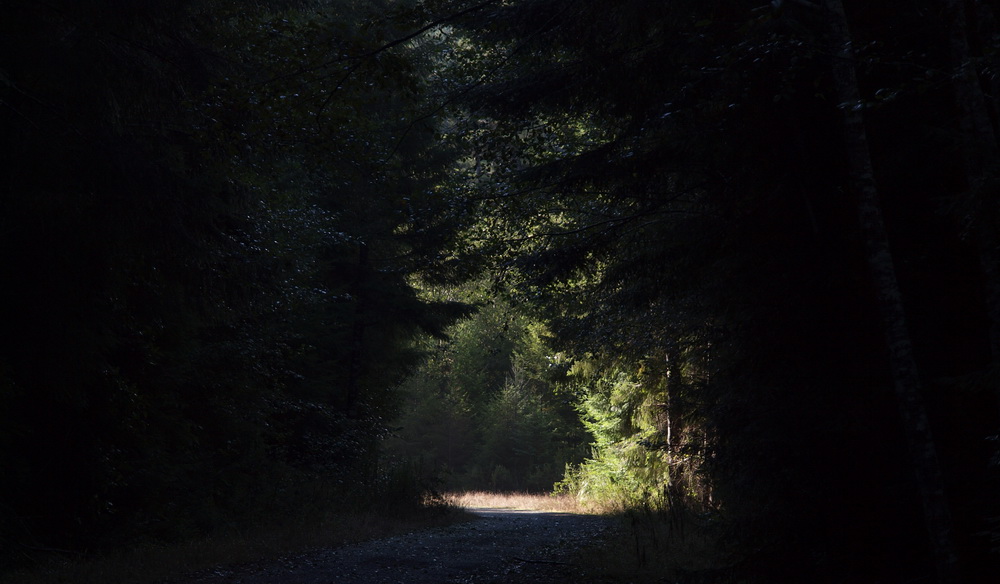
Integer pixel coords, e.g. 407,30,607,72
823,1,961,582
345,242,369,415
943,0,1000,379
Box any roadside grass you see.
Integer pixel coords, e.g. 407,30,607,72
1,496,470,584
569,506,738,583
443,490,613,514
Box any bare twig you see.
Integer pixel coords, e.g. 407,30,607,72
511,556,573,565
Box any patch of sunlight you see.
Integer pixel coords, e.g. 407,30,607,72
443,491,593,514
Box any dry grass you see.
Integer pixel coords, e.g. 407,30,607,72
443,490,599,514
0,507,470,584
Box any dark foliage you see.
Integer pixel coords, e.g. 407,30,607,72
0,0,467,568
3,1,1000,582
425,0,1000,581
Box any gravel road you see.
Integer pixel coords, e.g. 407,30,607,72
183,508,616,584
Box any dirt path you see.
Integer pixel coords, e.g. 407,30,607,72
183,508,616,584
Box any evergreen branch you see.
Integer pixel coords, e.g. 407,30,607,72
349,0,502,61
262,0,501,89
385,0,579,159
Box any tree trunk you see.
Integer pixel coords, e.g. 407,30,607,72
345,242,369,415
944,0,1000,383
823,1,961,582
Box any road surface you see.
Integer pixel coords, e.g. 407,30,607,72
181,508,616,583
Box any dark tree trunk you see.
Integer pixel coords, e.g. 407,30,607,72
345,242,369,415
823,1,961,582
944,0,1000,381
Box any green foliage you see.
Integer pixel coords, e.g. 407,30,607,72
554,352,711,515
477,369,563,489
387,295,587,492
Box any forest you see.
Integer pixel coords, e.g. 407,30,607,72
2,0,1000,582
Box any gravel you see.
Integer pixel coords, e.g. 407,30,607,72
181,508,616,584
